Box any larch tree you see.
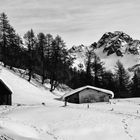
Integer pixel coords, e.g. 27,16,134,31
85,46,95,85
45,34,53,79
114,60,130,98
24,29,36,82
49,35,71,91
91,54,105,87
131,67,140,97
6,25,17,69
36,32,47,84
0,13,10,67
102,70,115,91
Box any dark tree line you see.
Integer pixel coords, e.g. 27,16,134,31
0,13,73,91
67,44,140,98
0,12,140,97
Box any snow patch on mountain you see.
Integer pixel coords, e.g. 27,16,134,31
69,31,140,72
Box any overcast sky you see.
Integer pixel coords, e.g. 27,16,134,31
0,0,140,47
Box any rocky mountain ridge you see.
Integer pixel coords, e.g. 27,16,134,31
69,31,140,71
97,31,140,56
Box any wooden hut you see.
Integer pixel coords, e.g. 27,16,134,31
62,85,114,104
0,79,12,105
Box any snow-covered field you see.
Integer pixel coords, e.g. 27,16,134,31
0,66,140,140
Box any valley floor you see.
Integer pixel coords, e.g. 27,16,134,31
1,100,140,140
0,67,140,140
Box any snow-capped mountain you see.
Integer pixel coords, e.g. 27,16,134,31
69,31,140,71
97,31,140,56
69,44,88,69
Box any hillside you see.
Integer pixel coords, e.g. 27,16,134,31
0,67,140,140
0,66,63,105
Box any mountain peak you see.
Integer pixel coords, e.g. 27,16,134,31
68,31,140,71
97,31,138,56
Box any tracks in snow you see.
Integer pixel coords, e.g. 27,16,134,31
0,135,14,140
0,105,63,140
0,106,19,140
94,105,140,140
122,116,137,140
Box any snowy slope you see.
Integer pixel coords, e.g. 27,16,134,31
0,67,140,140
0,66,62,105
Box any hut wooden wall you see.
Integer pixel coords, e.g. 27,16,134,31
79,89,109,103
0,94,12,105
0,80,12,105
66,93,79,104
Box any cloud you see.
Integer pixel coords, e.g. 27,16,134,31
0,0,140,46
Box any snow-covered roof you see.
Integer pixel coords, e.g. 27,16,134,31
62,85,114,100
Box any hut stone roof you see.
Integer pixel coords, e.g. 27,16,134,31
62,85,114,100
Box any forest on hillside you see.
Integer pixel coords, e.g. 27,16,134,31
0,12,140,98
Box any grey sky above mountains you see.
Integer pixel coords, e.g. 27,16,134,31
0,0,140,47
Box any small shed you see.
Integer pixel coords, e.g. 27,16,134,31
0,79,12,105
62,85,114,104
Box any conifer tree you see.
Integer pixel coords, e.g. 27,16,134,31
91,54,104,87
36,32,47,84
114,60,130,98
85,47,95,85
0,13,10,66
131,68,140,97
45,34,53,78
102,70,115,91
24,29,36,82
6,25,17,68
49,35,71,91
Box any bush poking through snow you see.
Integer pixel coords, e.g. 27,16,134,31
110,108,114,111
17,104,21,106
42,102,45,106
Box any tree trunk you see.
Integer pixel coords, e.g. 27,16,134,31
50,76,57,92
50,79,54,92
28,70,32,82
3,63,6,67
42,60,45,84
42,75,45,84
